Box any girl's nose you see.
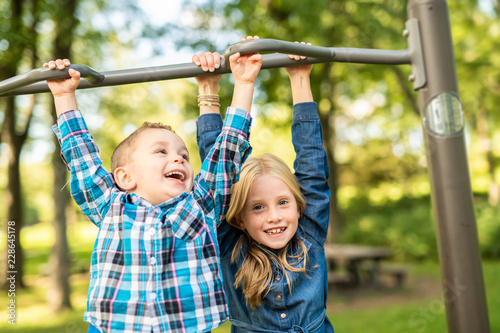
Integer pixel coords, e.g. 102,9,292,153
267,208,282,223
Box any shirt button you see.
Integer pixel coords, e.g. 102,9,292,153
275,276,280,281
281,313,286,319
276,295,282,300
150,257,157,265
149,228,156,235
149,293,157,300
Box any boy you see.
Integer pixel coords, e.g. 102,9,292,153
46,49,261,333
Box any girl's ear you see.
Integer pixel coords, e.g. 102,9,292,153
235,215,246,230
113,166,137,191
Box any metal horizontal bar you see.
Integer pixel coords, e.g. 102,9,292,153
0,43,410,97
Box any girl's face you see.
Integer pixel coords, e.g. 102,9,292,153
237,174,300,249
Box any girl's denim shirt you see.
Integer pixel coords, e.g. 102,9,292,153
197,102,334,333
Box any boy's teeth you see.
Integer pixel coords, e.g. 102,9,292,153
166,171,185,180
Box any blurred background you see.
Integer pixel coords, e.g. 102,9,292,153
0,0,499,332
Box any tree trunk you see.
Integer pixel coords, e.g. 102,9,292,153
321,110,344,243
49,144,72,311
48,0,78,312
1,96,26,289
0,0,33,289
315,62,344,243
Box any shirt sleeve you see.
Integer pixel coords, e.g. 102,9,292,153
52,110,114,227
196,107,252,225
196,112,223,162
292,102,331,245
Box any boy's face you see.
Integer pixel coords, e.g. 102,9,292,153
126,128,194,205
236,174,300,250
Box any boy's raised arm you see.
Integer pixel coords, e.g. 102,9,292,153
47,59,114,226
44,59,80,116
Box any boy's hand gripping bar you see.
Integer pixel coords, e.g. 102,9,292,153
0,64,104,95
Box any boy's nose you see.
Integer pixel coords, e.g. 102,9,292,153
173,155,185,163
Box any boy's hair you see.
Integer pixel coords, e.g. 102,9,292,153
226,153,312,309
111,122,175,172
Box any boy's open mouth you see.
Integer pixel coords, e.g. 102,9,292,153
165,171,186,181
265,227,287,235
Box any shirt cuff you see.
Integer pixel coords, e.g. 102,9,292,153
55,110,90,143
222,107,252,139
292,102,319,122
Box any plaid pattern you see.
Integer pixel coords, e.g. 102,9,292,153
53,107,252,333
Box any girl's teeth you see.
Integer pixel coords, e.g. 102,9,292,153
266,227,285,234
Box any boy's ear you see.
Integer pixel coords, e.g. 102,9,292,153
113,166,136,191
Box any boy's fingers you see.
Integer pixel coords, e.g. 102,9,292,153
55,59,66,70
192,55,201,66
68,68,81,78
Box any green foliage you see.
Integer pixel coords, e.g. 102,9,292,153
340,192,500,261
475,195,500,258
340,194,437,261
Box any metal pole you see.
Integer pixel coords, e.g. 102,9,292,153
407,1,490,332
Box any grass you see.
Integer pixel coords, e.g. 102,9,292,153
1,222,499,332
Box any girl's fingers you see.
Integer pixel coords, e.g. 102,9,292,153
248,53,262,63
213,52,221,69
288,41,310,61
198,53,209,71
204,52,214,71
241,35,259,42
229,52,240,62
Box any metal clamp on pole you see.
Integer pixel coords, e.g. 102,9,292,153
404,18,427,90
0,64,104,95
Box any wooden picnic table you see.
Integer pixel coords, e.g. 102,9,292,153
324,244,393,286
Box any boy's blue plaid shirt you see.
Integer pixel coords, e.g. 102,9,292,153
52,107,252,333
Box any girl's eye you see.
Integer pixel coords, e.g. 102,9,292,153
278,200,288,206
253,205,264,211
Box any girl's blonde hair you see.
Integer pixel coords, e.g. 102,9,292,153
226,153,312,309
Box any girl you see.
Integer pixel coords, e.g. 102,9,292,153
194,40,334,332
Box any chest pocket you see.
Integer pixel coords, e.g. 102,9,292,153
167,197,207,242
288,236,313,267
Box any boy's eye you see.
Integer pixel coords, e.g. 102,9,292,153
156,149,166,154
182,154,190,161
